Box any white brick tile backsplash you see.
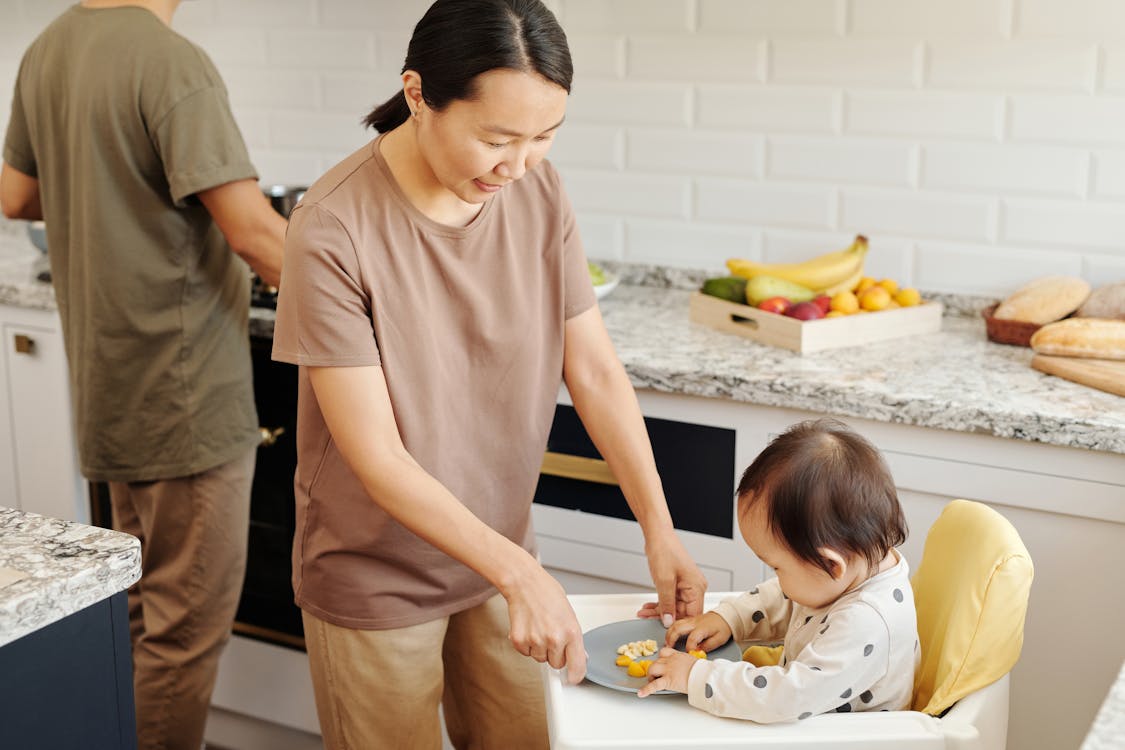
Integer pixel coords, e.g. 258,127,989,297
270,112,372,152
216,0,316,28
625,219,759,270
549,126,625,170
560,169,692,219
566,81,692,126
1103,47,1125,94
927,41,1098,92
1004,199,1125,251
768,137,915,187
628,129,763,177
568,35,626,79
841,189,995,242
846,92,1002,140
1015,0,1125,38
850,0,1009,37
771,39,920,86
223,69,321,111
322,72,399,115
267,29,375,69
698,0,843,36
181,28,270,67
915,241,1085,296
697,86,840,133
1092,152,1125,200
561,0,692,33
576,214,625,261
2,0,1121,296
627,36,764,82
1010,95,1125,146
696,180,835,228
922,144,1088,197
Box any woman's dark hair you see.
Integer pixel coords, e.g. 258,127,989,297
736,419,906,577
364,0,573,132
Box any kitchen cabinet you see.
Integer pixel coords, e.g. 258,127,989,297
535,387,1125,750
0,304,86,522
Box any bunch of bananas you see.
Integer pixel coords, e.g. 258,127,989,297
726,235,869,297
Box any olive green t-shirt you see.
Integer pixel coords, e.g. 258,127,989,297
272,138,596,629
2,6,260,482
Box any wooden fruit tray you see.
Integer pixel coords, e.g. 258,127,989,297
689,292,944,354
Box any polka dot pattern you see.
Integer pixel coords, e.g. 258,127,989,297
705,683,713,699
798,712,812,720
861,690,873,704
864,644,874,657
893,588,904,603
840,688,852,699
752,610,765,623
836,703,852,713
753,675,768,688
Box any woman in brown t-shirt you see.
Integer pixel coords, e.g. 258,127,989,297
272,1,708,747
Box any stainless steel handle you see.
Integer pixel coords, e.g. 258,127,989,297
258,426,285,447
13,334,35,355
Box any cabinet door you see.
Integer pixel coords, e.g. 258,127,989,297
2,320,87,522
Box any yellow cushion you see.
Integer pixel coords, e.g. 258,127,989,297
742,644,784,667
911,500,1034,715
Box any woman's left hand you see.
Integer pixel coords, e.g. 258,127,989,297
637,531,707,626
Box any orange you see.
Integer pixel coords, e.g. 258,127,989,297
859,286,891,311
854,276,877,294
895,287,922,307
825,310,846,318
830,290,859,314
877,278,899,295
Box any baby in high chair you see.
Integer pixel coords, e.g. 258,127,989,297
638,418,920,722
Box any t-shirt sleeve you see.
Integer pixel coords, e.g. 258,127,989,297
550,163,597,320
272,203,382,367
687,600,893,723
3,57,37,177
149,58,257,206
713,578,792,643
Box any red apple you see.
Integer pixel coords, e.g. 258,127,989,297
812,295,831,315
784,301,825,321
757,296,792,315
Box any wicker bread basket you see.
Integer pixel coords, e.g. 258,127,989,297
981,303,1044,347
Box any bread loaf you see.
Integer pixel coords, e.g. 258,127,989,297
1029,318,1125,360
993,276,1090,325
1077,281,1125,320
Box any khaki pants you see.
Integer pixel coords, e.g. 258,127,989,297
108,448,255,750
303,594,549,750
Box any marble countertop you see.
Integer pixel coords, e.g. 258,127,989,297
0,507,141,648
1082,658,1125,750
1,238,1122,455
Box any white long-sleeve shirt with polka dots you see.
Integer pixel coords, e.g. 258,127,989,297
687,552,919,723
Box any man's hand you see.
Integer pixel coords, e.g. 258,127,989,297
503,562,588,685
636,531,708,626
637,647,697,697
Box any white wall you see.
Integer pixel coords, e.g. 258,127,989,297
2,0,1124,296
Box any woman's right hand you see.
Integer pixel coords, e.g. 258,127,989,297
503,562,587,685
665,611,733,653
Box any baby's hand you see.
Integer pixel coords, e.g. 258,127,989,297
637,648,696,697
665,611,733,653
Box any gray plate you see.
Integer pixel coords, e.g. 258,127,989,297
583,618,743,695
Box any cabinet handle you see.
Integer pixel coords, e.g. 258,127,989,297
13,334,35,355
541,451,618,486
258,426,285,447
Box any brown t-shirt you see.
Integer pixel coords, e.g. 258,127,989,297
272,137,595,629
3,6,260,481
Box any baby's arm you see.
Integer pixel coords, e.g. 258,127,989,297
711,578,793,644
687,602,891,723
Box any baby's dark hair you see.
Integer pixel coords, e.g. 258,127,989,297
737,419,906,577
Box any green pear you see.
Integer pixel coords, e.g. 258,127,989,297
744,275,817,306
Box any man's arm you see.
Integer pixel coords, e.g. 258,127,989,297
0,162,43,220
197,179,286,287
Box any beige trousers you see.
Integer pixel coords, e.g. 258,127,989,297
303,594,549,750
108,448,255,750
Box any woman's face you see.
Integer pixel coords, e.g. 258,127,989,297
739,495,852,609
414,68,568,205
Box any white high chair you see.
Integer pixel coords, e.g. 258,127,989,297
543,500,1034,749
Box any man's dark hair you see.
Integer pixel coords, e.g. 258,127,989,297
737,419,907,576
363,0,573,132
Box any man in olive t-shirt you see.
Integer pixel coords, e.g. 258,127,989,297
1,2,287,748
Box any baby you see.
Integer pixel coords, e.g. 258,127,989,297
638,418,919,723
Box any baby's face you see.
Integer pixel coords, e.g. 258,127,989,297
739,496,853,609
